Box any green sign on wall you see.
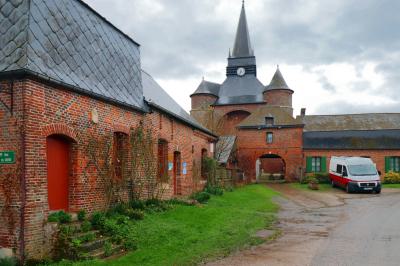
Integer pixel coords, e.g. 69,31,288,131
0,151,15,164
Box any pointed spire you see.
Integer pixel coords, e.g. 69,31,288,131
232,1,253,58
267,66,291,90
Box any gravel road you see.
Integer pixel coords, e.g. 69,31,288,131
207,185,400,266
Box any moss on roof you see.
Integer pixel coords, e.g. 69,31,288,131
239,106,302,127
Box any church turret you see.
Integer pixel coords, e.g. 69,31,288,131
264,66,294,115
226,1,257,77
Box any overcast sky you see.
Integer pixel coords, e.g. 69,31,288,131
84,0,400,115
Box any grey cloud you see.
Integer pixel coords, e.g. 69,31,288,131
314,101,400,115
84,0,400,112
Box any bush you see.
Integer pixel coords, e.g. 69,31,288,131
80,220,92,232
204,185,224,196
90,212,106,230
314,172,330,184
125,209,145,220
0,257,17,266
130,200,145,210
384,171,400,184
191,191,211,204
48,211,72,224
77,210,86,221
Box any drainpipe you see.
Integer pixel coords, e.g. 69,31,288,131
19,79,27,263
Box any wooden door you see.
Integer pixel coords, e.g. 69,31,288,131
47,136,70,211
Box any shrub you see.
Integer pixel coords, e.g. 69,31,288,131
0,257,17,266
90,212,106,230
48,211,72,224
204,185,224,196
314,172,330,184
191,191,211,204
125,209,145,220
103,241,113,257
384,171,400,184
130,200,145,210
80,221,92,232
77,210,86,221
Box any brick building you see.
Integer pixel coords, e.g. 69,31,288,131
191,3,400,182
0,0,216,260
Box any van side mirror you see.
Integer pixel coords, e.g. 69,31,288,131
378,171,382,176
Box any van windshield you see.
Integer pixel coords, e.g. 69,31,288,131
348,164,377,176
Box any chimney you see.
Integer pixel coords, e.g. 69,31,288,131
300,108,306,117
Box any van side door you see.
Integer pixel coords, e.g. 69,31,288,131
336,164,344,187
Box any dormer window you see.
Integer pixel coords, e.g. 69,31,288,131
265,116,274,126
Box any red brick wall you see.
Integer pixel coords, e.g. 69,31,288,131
304,150,400,178
260,158,284,174
190,94,217,110
236,127,303,181
0,78,214,259
263,90,293,112
0,80,24,257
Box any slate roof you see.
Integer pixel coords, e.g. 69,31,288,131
142,70,216,137
216,135,236,164
0,0,146,111
303,130,400,150
265,67,292,92
238,106,302,128
232,3,253,58
191,79,220,97
301,114,400,131
215,75,265,105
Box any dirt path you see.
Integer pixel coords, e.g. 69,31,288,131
206,184,400,266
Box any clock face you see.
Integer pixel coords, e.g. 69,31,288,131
237,67,246,76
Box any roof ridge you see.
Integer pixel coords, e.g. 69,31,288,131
305,113,400,117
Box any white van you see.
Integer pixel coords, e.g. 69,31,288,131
329,156,381,193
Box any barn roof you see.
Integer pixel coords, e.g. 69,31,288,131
0,0,146,111
301,113,400,131
142,70,216,137
303,130,400,150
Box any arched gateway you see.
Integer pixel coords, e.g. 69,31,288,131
256,154,286,182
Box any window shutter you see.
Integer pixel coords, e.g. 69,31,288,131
306,157,312,173
385,157,391,173
321,157,327,173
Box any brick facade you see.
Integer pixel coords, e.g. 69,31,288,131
0,77,213,259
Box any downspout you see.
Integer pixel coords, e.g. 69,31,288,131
19,79,27,262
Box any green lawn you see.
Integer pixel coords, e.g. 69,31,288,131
60,185,279,266
383,184,400,188
290,183,333,192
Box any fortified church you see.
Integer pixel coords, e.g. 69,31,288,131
191,2,400,181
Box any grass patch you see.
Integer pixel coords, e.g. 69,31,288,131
383,184,400,188
290,183,333,192
55,185,278,266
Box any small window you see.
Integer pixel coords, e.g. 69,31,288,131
336,164,343,174
311,157,321,172
265,117,274,126
201,149,207,179
113,132,128,180
266,132,273,144
158,139,168,180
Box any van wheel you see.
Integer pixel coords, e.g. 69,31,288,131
346,184,351,193
331,180,336,188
